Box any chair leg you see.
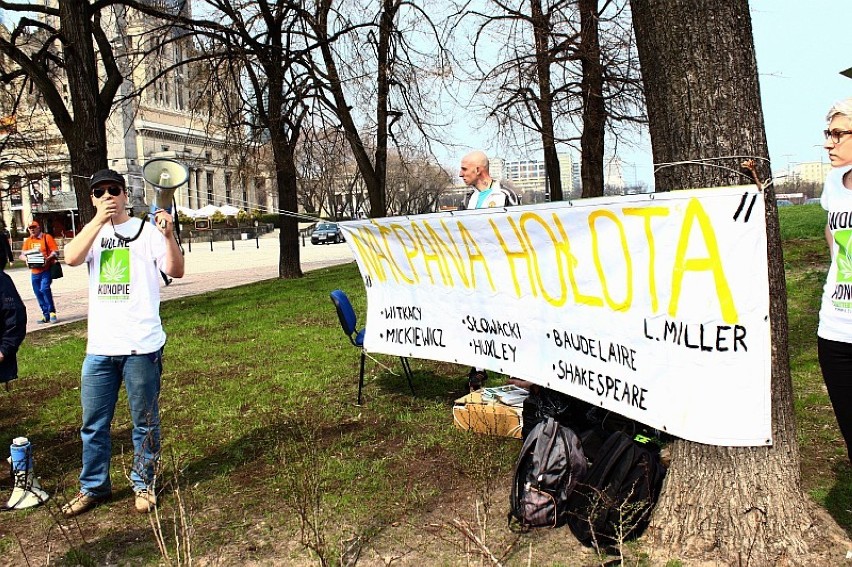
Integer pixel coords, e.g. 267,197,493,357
358,351,366,405
400,357,415,396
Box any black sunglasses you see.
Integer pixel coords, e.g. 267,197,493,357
92,185,124,198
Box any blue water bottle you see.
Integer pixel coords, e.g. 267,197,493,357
10,437,33,472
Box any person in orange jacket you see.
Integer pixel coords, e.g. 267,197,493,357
20,220,58,323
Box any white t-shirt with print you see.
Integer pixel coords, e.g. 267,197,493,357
85,218,168,355
819,164,852,342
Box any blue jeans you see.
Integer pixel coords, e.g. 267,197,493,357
31,270,55,319
79,351,162,497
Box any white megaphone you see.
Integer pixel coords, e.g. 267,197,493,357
6,437,49,509
142,158,189,228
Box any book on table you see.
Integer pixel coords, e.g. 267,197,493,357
481,385,529,407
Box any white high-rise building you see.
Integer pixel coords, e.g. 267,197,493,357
499,154,578,202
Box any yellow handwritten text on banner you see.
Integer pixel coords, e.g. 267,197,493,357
341,186,771,447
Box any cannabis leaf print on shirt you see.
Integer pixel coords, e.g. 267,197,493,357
100,249,130,283
836,230,852,283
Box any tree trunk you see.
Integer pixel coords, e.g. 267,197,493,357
276,153,302,279
315,2,386,219
579,0,605,198
373,0,397,217
530,0,563,202
261,29,302,281
630,1,828,563
57,0,115,223
630,0,770,190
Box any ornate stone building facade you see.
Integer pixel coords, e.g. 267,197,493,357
0,2,273,238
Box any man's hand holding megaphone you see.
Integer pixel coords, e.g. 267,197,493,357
153,209,175,237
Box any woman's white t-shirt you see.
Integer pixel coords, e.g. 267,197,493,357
819,164,852,342
85,218,168,355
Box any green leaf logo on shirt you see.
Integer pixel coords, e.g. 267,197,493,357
836,229,852,283
100,249,130,283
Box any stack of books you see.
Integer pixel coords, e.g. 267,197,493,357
23,249,45,267
480,385,530,407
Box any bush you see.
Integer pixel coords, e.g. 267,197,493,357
258,213,280,228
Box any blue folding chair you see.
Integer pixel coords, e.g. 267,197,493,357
330,289,415,405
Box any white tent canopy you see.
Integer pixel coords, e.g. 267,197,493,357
219,205,241,216
194,204,220,217
176,205,198,218
176,204,245,218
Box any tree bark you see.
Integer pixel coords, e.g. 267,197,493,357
263,36,303,280
275,146,303,279
52,0,118,222
630,1,826,563
630,0,770,190
530,0,563,202
579,0,605,198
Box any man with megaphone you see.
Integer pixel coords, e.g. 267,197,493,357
61,169,185,517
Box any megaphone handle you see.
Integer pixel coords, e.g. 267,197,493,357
151,203,173,229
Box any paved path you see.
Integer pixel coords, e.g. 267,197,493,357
10,230,355,334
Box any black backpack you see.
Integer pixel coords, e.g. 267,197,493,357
566,431,665,548
509,417,588,529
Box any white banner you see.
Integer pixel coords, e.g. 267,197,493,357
340,186,772,446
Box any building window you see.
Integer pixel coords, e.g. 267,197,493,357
175,44,184,110
225,172,232,205
206,171,214,204
48,172,61,195
176,74,184,109
8,176,21,207
254,177,264,211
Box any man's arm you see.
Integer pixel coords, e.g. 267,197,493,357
64,199,115,266
155,210,185,278
64,221,104,266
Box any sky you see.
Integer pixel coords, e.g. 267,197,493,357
751,0,851,178
436,0,852,189
2,1,849,189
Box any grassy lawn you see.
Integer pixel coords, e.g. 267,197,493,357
0,202,846,565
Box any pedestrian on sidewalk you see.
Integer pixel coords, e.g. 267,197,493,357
0,222,14,271
19,220,58,323
60,169,185,518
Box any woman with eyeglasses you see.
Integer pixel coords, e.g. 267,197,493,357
19,219,58,323
817,97,852,463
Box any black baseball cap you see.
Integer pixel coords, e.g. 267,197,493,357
89,169,126,189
